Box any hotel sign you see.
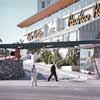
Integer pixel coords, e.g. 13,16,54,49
34,29,43,38
68,2,100,27
68,10,91,26
26,29,44,41
93,2,100,18
27,32,33,41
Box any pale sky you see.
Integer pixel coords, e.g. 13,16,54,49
0,0,37,44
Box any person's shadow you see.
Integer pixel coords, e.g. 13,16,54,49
20,70,47,80
37,73,47,80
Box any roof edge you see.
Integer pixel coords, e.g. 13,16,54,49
18,0,79,28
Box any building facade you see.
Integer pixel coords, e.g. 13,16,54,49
18,0,100,73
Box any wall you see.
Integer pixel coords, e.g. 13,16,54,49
0,60,24,80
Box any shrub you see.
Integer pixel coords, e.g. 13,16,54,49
40,49,52,64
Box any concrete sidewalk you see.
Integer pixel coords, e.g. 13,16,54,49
35,63,96,80
0,79,100,87
23,61,97,80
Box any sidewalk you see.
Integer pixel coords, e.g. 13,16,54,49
35,63,96,80
0,79,100,87
24,59,97,81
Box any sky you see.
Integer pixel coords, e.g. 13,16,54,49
0,0,37,44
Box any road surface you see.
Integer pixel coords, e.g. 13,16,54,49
0,85,100,100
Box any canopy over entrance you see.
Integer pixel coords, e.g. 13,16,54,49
0,40,100,49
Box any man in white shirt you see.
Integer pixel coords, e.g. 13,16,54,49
31,64,37,86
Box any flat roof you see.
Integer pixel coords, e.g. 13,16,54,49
18,0,79,28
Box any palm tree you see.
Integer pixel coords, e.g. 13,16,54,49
0,38,2,54
19,39,24,43
66,48,80,65
93,46,100,77
0,38,2,43
40,49,52,64
53,48,62,65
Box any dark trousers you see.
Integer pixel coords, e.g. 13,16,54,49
48,72,58,81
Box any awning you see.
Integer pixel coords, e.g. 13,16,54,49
0,40,100,49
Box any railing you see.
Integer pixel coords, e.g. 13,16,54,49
0,55,16,60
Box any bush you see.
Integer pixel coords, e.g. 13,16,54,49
56,60,63,68
48,55,54,64
36,58,42,62
40,49,52,64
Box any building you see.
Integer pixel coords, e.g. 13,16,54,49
37,0,59,12
18,0,100,73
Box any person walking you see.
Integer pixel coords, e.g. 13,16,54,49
48,64,58,81
31,64,37,86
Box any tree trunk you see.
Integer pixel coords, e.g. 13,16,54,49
94,59,100,78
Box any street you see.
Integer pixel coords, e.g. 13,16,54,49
0,85,100,100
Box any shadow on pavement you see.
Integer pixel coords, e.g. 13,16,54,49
20,69,47,80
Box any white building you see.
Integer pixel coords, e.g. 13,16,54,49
18,0,100,73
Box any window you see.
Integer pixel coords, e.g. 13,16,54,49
42,1,45,8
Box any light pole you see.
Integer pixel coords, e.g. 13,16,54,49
0,38,2,54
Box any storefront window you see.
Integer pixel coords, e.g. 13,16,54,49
69,31,77,41
96,32,100,40
65,33,70,41
80,48,94,72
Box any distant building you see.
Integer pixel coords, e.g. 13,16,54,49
18,0,100,73
37,0,59,12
